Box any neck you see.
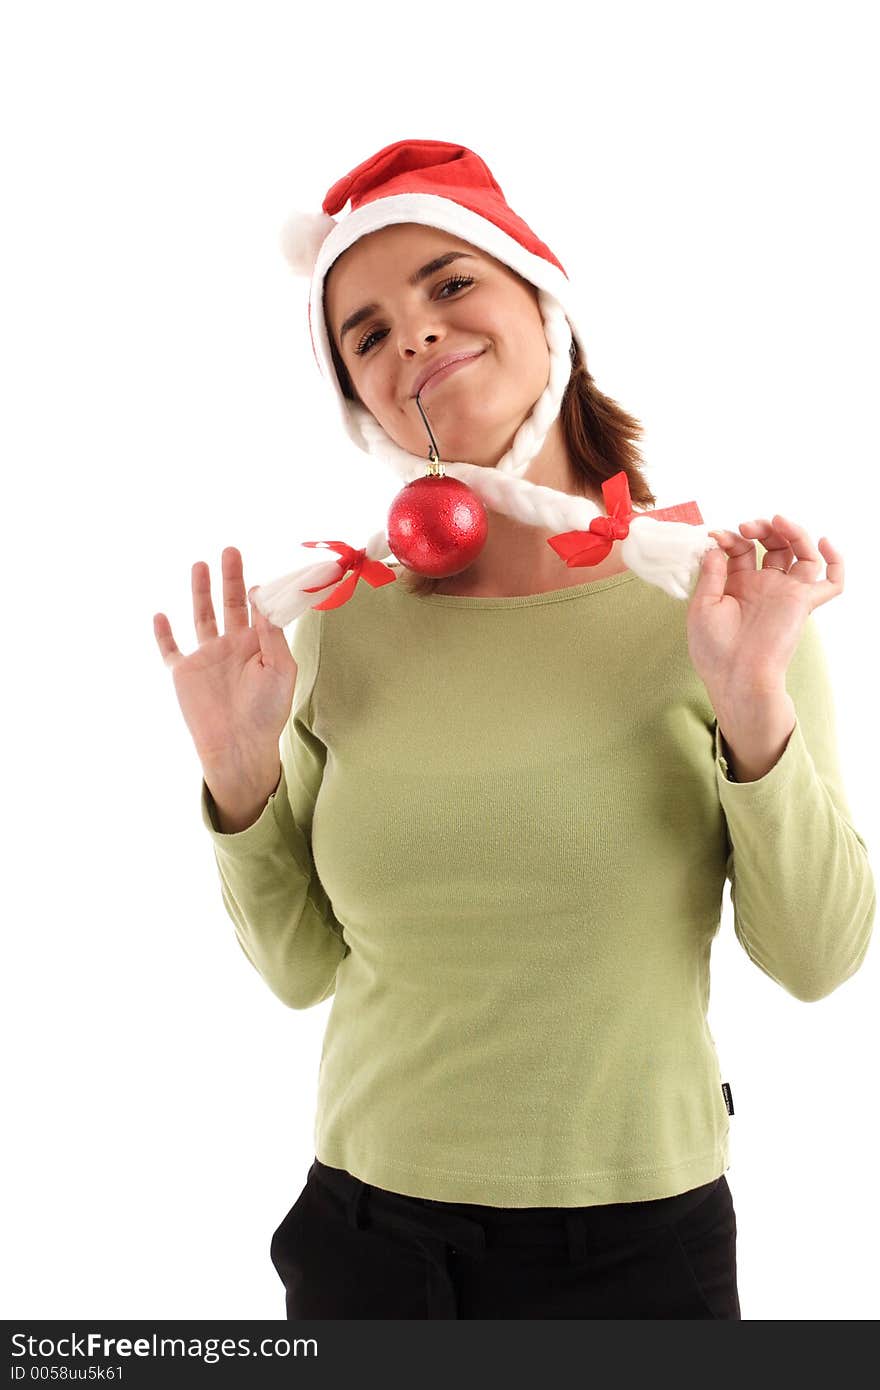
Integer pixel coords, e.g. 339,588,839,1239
433,419,627,598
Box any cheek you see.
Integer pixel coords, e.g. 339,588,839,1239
481,301,545,361
486,323,549,403
356,368,419,446
511,323,551,395
352,360,394,414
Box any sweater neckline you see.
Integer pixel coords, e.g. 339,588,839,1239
389,566,637,608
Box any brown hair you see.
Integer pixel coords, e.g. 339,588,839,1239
326,311,657,599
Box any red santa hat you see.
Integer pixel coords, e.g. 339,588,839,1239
252,138,715,624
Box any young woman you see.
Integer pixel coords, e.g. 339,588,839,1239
153,139,874,1319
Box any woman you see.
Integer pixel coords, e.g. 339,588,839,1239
153,139,875,1319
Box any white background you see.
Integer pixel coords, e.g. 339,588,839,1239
2,0,877,1321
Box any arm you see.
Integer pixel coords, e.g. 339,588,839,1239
713,613,876,1001
200,605,349,1009
716,693,797,785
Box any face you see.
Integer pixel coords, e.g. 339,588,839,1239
323,223,551,468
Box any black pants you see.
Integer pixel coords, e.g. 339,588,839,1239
270,1158,742,1319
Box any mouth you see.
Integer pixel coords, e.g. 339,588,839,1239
411,350,486,399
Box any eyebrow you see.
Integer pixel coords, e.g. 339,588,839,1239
338,251,477,345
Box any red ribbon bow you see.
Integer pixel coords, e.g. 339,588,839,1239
300,540,398,610
547,471,704,567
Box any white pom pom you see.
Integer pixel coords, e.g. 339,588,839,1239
622,516,715,601
250,532,394,627
365,529,393,561
251,558,345,626
279,209,337,276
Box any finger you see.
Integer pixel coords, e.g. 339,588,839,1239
248,584,284,631
805,536,846,609
248,585,293,667
691,536,730,604
707,527,757,575
736,518,794,570
192,560,219,644
153,611,185,670
223,546,250,634
248,585,265,631
767,514,823,580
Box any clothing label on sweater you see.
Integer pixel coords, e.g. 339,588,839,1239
722,1082,735,1115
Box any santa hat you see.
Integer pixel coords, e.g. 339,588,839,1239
252,138,717,624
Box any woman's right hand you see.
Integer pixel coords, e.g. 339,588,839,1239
153,547,298,804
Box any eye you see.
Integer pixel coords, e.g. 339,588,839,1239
353,274,476,357
437,273,475,297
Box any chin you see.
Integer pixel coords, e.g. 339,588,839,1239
390,394,517,462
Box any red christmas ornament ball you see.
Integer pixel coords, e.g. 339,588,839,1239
387,473,488,577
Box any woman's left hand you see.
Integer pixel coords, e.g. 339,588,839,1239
687,515,845,706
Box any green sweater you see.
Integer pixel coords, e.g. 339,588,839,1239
200,559,875,1207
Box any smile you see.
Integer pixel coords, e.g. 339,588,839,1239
416,352,485,398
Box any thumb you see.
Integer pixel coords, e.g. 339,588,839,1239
248,586,294,666
690,537,728,604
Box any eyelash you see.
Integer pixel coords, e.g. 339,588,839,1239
353,275,476,356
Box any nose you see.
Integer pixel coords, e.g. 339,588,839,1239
394,307,444,359
399,333,437,356
398,332,441,361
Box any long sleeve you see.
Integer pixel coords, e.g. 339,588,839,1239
713,612,876,1001
199,605,349,1009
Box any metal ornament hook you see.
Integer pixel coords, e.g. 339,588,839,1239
414,389,445,477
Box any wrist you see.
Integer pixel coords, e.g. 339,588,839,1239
713,690,797,783
204,760,282,833
713,686,794,734
200,744,281,791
